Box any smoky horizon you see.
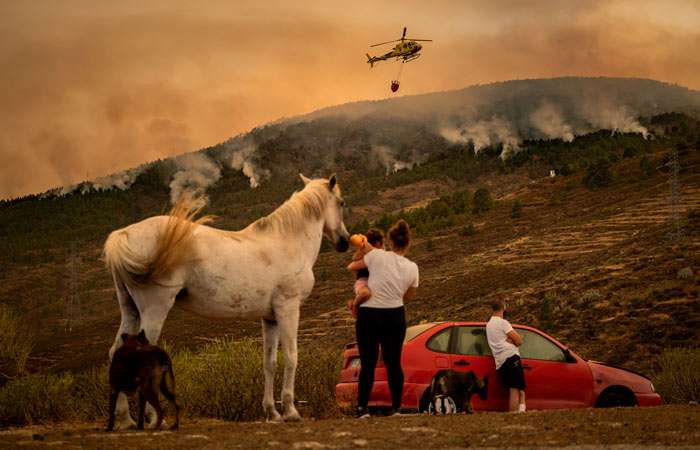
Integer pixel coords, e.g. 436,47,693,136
1,0,700,199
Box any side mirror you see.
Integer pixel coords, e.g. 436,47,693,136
564,348,577,363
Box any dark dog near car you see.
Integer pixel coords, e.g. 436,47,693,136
107,330,180,431
429,370,488,414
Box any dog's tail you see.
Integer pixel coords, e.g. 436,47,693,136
161,364,176,399
160,364,180,430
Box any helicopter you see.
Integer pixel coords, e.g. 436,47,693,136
366,27,432,68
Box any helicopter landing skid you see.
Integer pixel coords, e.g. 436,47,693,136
402,53,421,63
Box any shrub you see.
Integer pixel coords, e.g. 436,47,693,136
473,188,492,214
0,373,76,426
579,289,602,307
653,348,700,404
174,338,266,421
0,305,35,376
295,345,343,419
0,337,342,425
583,161,613,189
511,200,522,218
70,367,110,420
640,156,654,177
460,224,475,236
538,293,555,330
175,337,342,421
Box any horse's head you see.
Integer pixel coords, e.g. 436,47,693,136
300,173,349,252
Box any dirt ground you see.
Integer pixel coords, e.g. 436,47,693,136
2,405,700,449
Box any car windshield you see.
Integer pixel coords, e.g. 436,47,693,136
405,323,440,342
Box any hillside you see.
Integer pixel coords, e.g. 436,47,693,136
0,78,699,381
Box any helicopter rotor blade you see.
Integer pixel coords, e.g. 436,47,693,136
370,39,401,47
406,38,432,42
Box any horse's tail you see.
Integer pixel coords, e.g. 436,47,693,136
103,196,213,287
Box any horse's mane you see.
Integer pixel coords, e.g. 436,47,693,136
250,180,331,235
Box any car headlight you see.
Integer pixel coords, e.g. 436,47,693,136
349,358,361,369
650,382,655,393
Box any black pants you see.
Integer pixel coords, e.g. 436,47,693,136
356,306,406,410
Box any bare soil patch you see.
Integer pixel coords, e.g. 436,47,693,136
2,405,699,449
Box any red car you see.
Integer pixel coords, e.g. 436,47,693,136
336,322,662,412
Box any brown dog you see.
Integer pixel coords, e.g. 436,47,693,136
107,330,180,431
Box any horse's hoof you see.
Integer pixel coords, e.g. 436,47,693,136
283,409,302,422
145,418,167,429
115,417,137,431
266,410,283,423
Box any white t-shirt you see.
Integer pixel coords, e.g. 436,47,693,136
361,249,419,309
486,316,520,369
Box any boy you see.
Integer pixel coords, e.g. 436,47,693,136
486,299,526,413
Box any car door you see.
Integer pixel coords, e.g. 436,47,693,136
450,325,508,411
517,328,594,409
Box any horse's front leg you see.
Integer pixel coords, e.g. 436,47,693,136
262,318,282,422
277,303,301,422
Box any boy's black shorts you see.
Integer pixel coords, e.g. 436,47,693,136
498,355,526,390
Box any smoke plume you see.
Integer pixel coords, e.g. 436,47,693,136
530,101,575,142
371,146,414,174
581,99,649,138
169,153,222,207
221,138,270,188
440,116,520,158
57,165,147,196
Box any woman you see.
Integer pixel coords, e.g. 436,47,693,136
347,219,419,418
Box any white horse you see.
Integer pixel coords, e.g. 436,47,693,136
103,174,349,428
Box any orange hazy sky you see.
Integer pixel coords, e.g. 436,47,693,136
1,0,699,199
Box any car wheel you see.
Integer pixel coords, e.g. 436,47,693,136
418,388,432,413
595,386,637,408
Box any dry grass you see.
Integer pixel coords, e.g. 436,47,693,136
0,305,35,376
653,348,700,404
0,338,341,426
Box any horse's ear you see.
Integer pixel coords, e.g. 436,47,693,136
328,173,337,190
299,173,311,185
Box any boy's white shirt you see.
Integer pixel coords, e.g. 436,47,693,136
486,315,520,369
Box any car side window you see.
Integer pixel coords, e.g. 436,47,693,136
519,329,566,362
426,327,451,353
454,326,492,356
